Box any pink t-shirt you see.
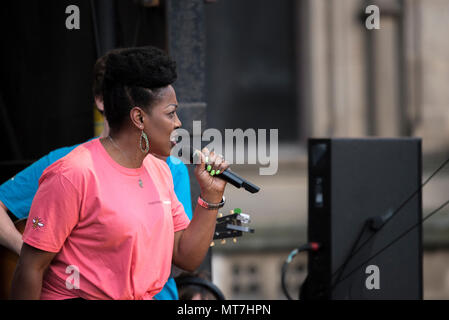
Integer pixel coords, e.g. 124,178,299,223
22,138,190,300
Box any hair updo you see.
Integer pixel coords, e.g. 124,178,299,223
102,46,177,130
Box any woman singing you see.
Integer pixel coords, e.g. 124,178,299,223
10,46,229,300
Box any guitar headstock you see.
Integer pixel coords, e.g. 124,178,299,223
211,208,254,247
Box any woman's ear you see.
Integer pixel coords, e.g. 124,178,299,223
95,97,104,113
130,107,145,129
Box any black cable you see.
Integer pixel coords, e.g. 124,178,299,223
281,242,319,300
131,6,143,47
329,155,449,293
330,220,372,293
89,0,101,59
176,276,226,300
332,197,449,288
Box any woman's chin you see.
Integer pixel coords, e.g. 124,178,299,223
168,142,177,156
150,147,171,159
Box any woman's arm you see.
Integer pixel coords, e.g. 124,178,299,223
172,204,220,272
172,148,228,272
0,200,23,255
10,243,57,299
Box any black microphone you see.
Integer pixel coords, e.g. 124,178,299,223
219,168,260,193
188,149,260,194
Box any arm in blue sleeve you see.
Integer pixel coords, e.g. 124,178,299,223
155,157,193,301
167,156,193,220
0,157,51,219
0,146,78,219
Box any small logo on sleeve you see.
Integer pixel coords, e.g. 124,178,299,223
32,217,45,229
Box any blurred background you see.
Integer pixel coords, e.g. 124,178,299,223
1,0,449,299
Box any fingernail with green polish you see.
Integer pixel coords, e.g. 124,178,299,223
210,170,216,176
205,156,209,163
207,164,212,172
216,170,221,175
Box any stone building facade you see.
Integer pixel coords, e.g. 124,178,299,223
206,0,449,299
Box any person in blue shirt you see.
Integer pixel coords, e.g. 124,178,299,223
0,52,192,300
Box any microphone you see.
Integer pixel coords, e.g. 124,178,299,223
188,149,260,194
219,168,260,193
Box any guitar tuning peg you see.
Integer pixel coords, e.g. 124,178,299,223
221,239,226,245
210,241,215,247
233,237,237,243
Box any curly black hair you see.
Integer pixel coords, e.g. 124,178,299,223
92,48,124,102
102,46,177,130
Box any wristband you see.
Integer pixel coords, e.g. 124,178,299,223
198,195,226,210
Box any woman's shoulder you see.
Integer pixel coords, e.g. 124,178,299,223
144,154,174,182
40,139,99,184
145,154,170,171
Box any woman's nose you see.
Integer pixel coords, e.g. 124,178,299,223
174,113,182,128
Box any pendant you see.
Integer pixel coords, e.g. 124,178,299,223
138,178,143,188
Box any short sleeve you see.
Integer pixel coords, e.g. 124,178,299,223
0,156,51,219
0,145,79,219
22,171,81,253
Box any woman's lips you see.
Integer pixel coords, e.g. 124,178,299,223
170,133,178,147
170,131,179,146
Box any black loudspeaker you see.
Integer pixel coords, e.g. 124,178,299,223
306,138,422,300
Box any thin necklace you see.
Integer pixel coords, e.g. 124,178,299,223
108,136,144,188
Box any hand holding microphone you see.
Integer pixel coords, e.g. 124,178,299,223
192,148,260,194
194,148,229,204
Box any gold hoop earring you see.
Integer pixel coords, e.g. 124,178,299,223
140,130,150,153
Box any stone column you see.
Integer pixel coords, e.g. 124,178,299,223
165,0,211,275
